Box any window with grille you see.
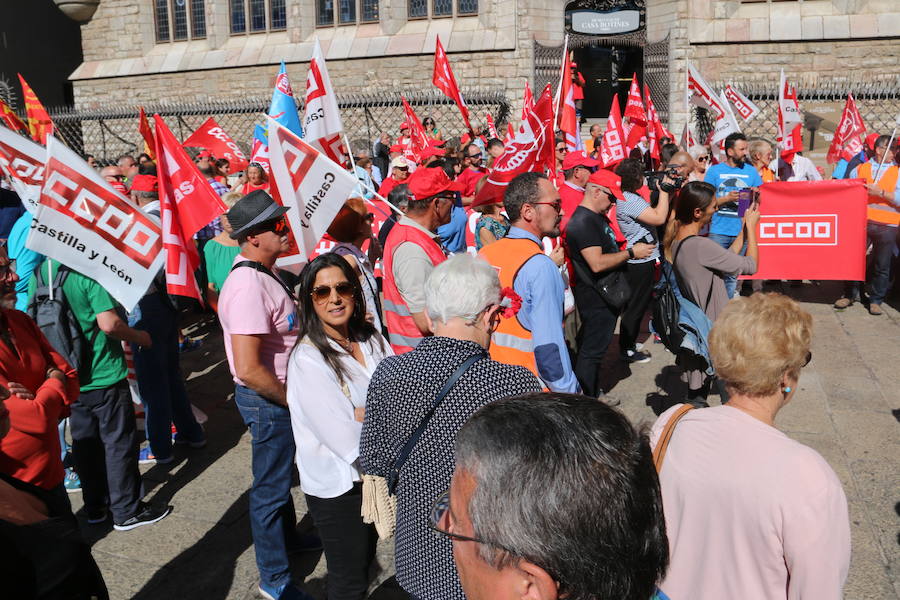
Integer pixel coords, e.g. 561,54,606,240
230,0,287,33
155,0,206,42
317,0,381,25
409,0,477,18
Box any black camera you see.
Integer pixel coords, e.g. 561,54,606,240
645,165,686,194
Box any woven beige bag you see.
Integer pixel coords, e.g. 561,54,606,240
361,474,397,539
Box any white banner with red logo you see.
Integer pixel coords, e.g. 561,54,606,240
28,136,164,311
723,85,760,122
182,117,249,174
154,115,227,301
744,180,866,281
267,117,360,265
686,62,725,117
600,95,626,168
0,127,45,212
304,38,346,164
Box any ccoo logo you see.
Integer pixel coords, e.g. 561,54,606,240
758,214,838,246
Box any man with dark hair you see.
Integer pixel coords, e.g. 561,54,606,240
457,143,486,204
441,392,669,600
116,154,138,186
660,143,680,166
704,131,763,298
382,167,459,352
584,123,603,155
486,137,504,162
479,172,578,393
218,191,317,600
834,134,900,315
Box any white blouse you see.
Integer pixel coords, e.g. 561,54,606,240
286,334,393,498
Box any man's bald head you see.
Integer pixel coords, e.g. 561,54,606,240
667,152,695,179
100,165,123,180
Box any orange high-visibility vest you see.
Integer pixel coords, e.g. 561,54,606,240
382,221,446,353
858,162,900,226
479,237,543,380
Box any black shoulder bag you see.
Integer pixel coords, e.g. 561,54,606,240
231,260,296,300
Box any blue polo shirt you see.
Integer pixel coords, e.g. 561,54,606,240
705,162,763,237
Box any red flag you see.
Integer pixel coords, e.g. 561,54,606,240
0,98,27,133
138,107,156,160
777,84,803,162
645,85,661,162
474,85,554,205
521,81,534,121
153,114,227,301
485,114,499,139
400,97,430,163
182,117,250,174
432,36,472,132
556,52,581,151
600,95,626,168
623,74,647,125
17,74,53,144
679,123,696,150
826,93,867,164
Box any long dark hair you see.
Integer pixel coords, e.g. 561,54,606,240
663,180,716,261
294,253,382,383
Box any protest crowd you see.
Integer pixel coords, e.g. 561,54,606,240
3,37,893,600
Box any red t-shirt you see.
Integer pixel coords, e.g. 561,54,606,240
240,181,269,195
457,167,486,198
378,176,401,198
559,181,584,234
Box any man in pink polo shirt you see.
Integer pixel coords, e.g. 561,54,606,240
218,190,317,600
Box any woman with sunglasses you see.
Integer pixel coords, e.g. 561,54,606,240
422,116,443,142
650,293,850,600
286,253,391,600
687,144,711,182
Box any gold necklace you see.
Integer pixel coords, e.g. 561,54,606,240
329,335,353,353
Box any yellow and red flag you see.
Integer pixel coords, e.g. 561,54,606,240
138,107,156,160
17,74,53,144
0,98,27,133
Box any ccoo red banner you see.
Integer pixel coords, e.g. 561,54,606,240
744,179,867,281
182,117,249,174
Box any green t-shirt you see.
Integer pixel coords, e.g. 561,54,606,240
29,260,128,392
203,239,242,292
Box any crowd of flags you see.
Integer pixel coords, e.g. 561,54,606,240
0,45,877,309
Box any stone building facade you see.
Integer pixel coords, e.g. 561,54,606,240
69,0,900,135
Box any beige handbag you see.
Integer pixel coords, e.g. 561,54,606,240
361,474,397,539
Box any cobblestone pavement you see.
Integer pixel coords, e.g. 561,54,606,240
68,281,899,599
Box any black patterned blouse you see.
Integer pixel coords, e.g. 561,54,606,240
360,336,542,599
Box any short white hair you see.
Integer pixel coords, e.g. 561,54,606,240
425,254,501,324
688,144,709,160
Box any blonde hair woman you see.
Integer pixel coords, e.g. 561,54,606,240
749,139,777,183
651,293,850,600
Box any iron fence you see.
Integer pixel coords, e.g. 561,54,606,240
39,89,511,163
693,76,900,148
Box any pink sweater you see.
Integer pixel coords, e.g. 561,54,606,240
650,404,850,600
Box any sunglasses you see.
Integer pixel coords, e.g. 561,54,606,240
556,147,568,153
530,200,561,212
250,218,289,236
467,154,482,160
697,156,710,163
310,281,355,304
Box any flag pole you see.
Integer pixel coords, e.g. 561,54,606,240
553,34,569,130
341,133,403,217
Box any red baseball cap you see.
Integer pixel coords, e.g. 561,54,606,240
399,121,410,131
418,145,446,162
407,166,464,199
197,149,213,159
587,169,624,201
129,174,158,193
389,144,404,153
866,133,880,151
562,150,599,170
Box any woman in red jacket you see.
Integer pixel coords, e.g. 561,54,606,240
0,253,79,504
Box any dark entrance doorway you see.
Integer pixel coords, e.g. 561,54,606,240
573,45,643,119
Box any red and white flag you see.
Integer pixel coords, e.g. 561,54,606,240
400,97,430,164
303,38,346,164
267,117,361,264
777,72,803,161
250,125,270,173
686,62,725,118
624,74,647,125
474,85,555,206
30,135,164,311
826,93,867,164
0,126,45,212
711,90,741,146
154,115,227,302
600,95,627,168
723,85,760,122
485,113,499,139
556,49,583,152
679,123,696,150
182,117,249,174
432,36,472,132
645,86,662,161
521,80,534,121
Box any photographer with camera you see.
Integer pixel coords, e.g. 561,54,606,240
614,159,672,364
646,152,692,208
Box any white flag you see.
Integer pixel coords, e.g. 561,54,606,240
0,127,45,212
29,136,164,311
303,39,345,164
711,90,741,145
686,62,725,118
778,70,803,133
267,117,359,265
723,84,760,122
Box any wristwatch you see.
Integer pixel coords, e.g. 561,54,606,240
627,247,635,259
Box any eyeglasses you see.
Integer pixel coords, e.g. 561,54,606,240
429,489,514,550
697,156,710,163
556,146,568,153
395,166,409,172
250,218,289,236
530,200,562,213
310,281,355,304
467,154,482,160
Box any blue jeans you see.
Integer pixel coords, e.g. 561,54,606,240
846,222,898,305
234,385,297,590
129,293,203,458
707,233,739,298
